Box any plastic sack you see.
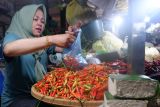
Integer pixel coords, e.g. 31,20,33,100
63,29,82,57
63,29,88,70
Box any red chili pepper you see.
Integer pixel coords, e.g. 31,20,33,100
50,90,56,97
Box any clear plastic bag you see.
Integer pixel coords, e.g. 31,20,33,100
63,29,88,70
63,29,82,57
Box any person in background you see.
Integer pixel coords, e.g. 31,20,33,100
1,4,76,107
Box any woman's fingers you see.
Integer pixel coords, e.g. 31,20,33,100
68,26,73,32
68,37,75,43
75,21,82,28
55,32,75,47
65,31,74,35
66,34,75,43
65,31,77,39
53,30,76,48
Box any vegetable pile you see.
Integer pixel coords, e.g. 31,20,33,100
145,59,160,80
34,64,111,101
63,55,80,71
92,31,123,54
104,60,128,74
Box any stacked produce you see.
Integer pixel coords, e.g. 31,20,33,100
34,64,110,101
145,59,160,81
34,58,128,101
145,46,160,62
33,53,160,103
63,55,80,71
104,60,128,74
92,31,124,54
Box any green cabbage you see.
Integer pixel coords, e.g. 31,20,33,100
92,40,107,54
92,31,124,54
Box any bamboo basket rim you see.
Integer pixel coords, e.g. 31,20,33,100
31,86,104,107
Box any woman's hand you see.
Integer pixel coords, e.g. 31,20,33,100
49,30,76,48
50,25,80,48
68,22,82,32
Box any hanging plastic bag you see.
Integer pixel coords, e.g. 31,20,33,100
63,29,87,70
63,29,82,56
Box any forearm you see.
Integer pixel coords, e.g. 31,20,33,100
4,36,49,57
4,32,75,57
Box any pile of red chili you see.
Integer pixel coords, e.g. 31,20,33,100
145,59,160,81
34,64,111,101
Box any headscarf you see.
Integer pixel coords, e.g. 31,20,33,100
6,4,46,38
6,4,47,82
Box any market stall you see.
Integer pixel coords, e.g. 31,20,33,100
31,0,160,107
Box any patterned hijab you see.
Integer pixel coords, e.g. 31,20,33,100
6,4,47,82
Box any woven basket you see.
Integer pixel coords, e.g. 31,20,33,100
31,86,104,107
